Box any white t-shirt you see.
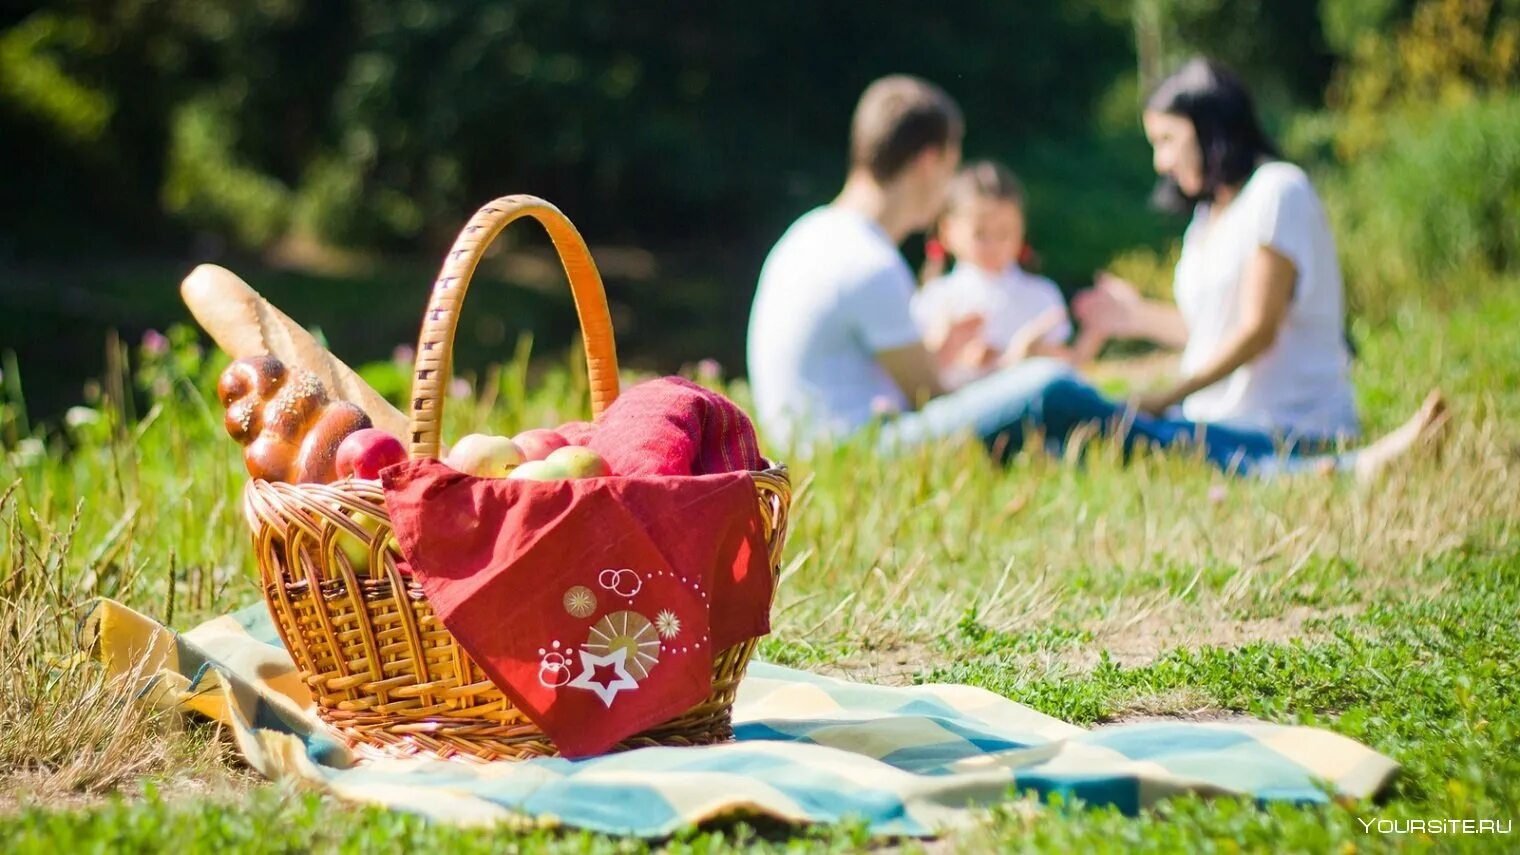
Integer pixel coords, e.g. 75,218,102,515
1175,161,1359,438
912,262,1072,351
747,206,922,447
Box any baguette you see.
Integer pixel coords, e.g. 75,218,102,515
181,264,410,440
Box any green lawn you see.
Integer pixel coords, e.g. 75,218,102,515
1,276,1516,852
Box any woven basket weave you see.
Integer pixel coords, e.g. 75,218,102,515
242,195,791,761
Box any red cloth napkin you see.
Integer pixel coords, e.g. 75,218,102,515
555,420,597,446
567,377,765,477
380,459,772,758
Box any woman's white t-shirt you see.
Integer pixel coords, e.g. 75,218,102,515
1175,161,1359,438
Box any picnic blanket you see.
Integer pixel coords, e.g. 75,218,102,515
80,598,1398,837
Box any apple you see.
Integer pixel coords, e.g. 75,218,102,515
336,510,394,573
511,428,569,461
507,460,569,481
444,433,524,477
546,445,610,478
336,429,407,480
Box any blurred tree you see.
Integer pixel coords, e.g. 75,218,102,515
1130,0,1337,110
1327,0,1520,157
9,1,1462,264
0,2,1136,257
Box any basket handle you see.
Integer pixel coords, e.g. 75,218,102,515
407,195,621,459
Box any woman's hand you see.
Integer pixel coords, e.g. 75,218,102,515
1073,272,1191,349
1132,387,1182,417
1073,273,1143,338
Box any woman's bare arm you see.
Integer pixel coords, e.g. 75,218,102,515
1135,245,1296,413
1128,299,1191,349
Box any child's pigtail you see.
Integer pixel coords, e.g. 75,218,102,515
1018,242,1041,275
921,236,948,284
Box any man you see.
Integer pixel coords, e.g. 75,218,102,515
748,75,990,450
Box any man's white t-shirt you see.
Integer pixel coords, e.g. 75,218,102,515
1175,161,1359,438
912,262,1072,350
747,206,921,447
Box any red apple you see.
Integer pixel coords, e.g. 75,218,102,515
511,428,569,461
336,429,407,480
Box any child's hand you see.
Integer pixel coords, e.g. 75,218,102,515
956,338,997,370
940,313,985,354
973,340,1000,369
931,313,987,372
1000,306,1068,365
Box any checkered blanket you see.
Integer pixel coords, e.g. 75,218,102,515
80,599,1397,836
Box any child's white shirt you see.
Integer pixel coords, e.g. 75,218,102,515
912,262,1072,352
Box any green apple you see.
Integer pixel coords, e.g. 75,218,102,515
546,445,610,478
443,433,524,478
506,460,569,481
336,510,391,573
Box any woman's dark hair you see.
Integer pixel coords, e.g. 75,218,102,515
1146,58,1279,213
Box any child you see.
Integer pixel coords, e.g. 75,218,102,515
913,161,1101,385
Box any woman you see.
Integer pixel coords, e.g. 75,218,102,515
880,58,1443,478
1085,57,1362,439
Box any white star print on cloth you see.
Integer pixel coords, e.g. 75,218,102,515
567,647,639,707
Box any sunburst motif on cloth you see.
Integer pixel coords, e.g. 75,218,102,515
583,611,661,679
654,609,681,639
563,585,596,618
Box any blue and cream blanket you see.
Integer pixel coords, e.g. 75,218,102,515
80,599,1396,837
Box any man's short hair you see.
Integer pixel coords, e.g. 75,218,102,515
850,75,964,183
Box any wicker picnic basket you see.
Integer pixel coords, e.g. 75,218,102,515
241,195,791,761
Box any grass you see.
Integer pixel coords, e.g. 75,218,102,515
0,267,1517,851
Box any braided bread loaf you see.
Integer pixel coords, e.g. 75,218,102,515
218,355,372,483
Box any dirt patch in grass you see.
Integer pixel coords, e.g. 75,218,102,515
813,639,946,687
1103,709,1265,726
1080,604,1363,669
1097,687,1266,726
809,604,1363,689
0,762,259,817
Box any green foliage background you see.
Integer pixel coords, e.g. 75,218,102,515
1,0,1517,418
0,2,1143,254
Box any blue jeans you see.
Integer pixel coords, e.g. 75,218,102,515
876,359,1355,478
